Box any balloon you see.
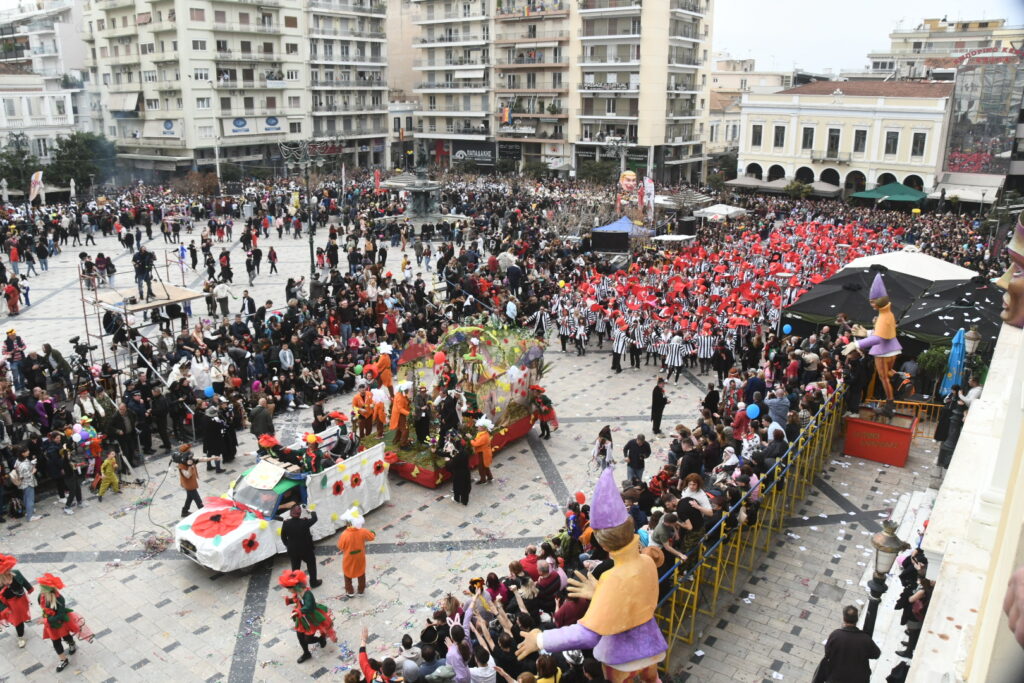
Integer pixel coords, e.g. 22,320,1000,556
231,377,243,388
558,280,566,288
354,364,363,375
434,351,446,367
782,324,792,334
574,491,586,505
204,386,215,398
72,424,82,433
72,433,82,443
746,404,760,419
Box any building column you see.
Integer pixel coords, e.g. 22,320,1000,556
42,95,53,125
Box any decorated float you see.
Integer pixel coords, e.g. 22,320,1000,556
174,427,390,572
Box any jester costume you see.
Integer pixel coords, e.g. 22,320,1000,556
530,385,556,440
280,569,336,663
0,555,33,640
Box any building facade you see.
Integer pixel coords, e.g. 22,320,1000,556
736,81,953,195
81,0,387,181
0,67,80,164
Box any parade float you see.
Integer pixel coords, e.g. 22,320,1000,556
174,428,390,572
364,322,548,488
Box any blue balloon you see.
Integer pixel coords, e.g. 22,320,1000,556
782,324,792,334
204,386,215,398
746,404,760,419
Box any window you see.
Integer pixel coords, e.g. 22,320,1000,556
140,43,154,54
289,121,302,133
143,70,157,82
285,43,298,55
853,129,866,153
801,126,813,150
198,125,214,138
286,69,299,80
55,99,66,116
393,116,401,132
406,116,413,130
214,10,226,23
1,100,12,117
827,128,840,156
884,131,899,155
284,15,298,28
34,138,49,157
194,67,209,81
189,7,205,21
773,125,785,148
192,40,207,51
605,98,616,115
288,95,300,108
911,132,926,157
195,97,211,109
216,40,228,52
751,124,762,146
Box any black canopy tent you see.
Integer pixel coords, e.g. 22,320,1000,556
782,264,930,329
899,276,1003,348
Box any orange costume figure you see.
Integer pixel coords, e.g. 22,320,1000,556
375,343,394,398
390,383,412,448
352,387,374,439
336,509,377,597
371,398,387,438
472,416,494,484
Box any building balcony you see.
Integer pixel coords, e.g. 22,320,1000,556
214,51,285,63
308,27,385,40
668,57,703,68
578,0,641,14
579,81,635,92
495,85,568,94
416,106,489,117
579,29,640,41
155,80,183,90
414,125,490,140
309,54,386,65
307,0,386,15
577,135,638,145
107,81,142,92
578,54,639,66
493,29,568,44
494,57,568,69
495,3,568,21
311,127,387,140
311,79,387,89
417,34,488,46
0,115,73,129
494,109,567,119
96,0,136,9
666,109,698,118
220,107,289,118
211,22,281,33
106,53,141,66
670,0,706,14
150,52,180,63
217,133,289,146
810,150,852,164
312,103,387,114
212,79,290,89
667,28,703,41
146,21,177,33
579,112,638,121
98,24,137,38
116,137,189,149
413,12,490,25
414,80,489,92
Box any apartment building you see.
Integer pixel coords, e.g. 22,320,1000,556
843,17,1024,81
82,0,387,180
0,65,80,164
0,0,93,133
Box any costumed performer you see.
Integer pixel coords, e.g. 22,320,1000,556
530,385,556,440
472,416,494,484
0,553,33,649
353,384,375,439
843,273,902,416
516,466,667,683
390,382,412,448
336,506,377,598
37,573,89,673
279,569,337,664
375,342,395,398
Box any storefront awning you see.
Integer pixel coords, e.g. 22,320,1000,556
453,69,485,79
109,93,140,112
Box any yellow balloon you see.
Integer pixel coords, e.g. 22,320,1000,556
558,280,565,288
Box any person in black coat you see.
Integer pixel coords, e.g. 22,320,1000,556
651,378,669,435
200,406,226,473
442,431,472,506
281,505,321,587
812,605,880,683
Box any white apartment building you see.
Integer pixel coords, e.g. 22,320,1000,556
0,0,93,133
844,17,1024,81
82,0,388,181
0,66,80,164
736,81,954,196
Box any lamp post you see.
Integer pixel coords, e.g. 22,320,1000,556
279,139,332,277
964,325,982,356
605,135,628,173
862,519,910,637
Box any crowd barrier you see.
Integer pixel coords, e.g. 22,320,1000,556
653,385,847,668
890,399,942,441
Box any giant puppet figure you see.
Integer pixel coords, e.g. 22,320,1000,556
516,467,667,683
996,210,1024,328
843,273,901,415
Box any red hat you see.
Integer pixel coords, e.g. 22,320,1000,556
0,554,16,573
258,434,281,449
38,573,64,590
278,569,308,588
327,411,349,422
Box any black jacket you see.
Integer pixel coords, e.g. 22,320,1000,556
812,626,880,683
281,511,318,556
651,386,668,414
623,438,651,470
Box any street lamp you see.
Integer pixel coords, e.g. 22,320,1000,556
605,136,628,173
862,519,910,637
279,139,333,277
964,325,982,356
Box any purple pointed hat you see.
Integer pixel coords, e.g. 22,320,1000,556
590,467,629,530
869,273,887,300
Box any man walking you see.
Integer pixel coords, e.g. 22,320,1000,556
651,378,669,435
812,605,880,683
249,398,275,437
282,504,321,587
177,444,218,517
623,434,651,484
336,511,376,598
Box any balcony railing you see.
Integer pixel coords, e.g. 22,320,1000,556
310,54,386,64
416,124,490,136
214,51,284,62
213,79,289,89
667,109,697,117
579,28,640,38
495,56,566,66
418,33,487,44
419,105,490,113
414,57,488,67
311,78,386,88
495,29,568,41
669,55,702,66
212,22,281,33
810,150,852,163
579,0,641,10
414,11,490,22
308,0,386,14
308,27,385,39
415,80,489,89
579,81,633,91
670,0,706,13
312,103,386,113
578,134,638,144
496,1,568,18
578,54,639,64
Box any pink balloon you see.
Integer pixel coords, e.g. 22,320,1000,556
433,351,446,367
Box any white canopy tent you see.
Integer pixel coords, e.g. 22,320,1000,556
693,203,747,220
840,248,978,282
652,234,696,243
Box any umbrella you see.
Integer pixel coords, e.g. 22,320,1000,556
898,276,1004,346
939,328,966,397
783,265,930,327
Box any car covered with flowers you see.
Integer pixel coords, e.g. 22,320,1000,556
174,427,390,572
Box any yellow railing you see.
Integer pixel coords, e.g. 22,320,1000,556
891,400,943,441
655,385,846,669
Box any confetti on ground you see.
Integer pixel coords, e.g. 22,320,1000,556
110,498,153,518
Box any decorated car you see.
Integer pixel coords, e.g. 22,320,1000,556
174,427,390,572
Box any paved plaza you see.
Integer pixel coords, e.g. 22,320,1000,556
0,227,937,682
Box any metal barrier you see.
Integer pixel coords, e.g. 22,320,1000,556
891,400,943,441
655,385,847,669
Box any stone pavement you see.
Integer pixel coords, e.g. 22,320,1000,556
0,225,936,682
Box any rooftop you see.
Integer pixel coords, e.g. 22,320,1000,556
778,80,955,98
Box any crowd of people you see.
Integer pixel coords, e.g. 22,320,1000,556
0,169,997,678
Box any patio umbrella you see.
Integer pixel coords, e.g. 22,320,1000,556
898,276,1003,347
939,328,966,397
783,265,929,327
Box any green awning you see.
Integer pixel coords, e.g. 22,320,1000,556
850,182,926,203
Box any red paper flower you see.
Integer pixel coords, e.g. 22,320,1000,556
373,460,385,475
332,480,345,496
350,473,363,488
242,533,259,554
258,434,280,449
191,508,246,539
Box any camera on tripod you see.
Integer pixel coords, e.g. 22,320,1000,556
69,336,98,357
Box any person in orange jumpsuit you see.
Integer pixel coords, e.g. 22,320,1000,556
352,385,374,439
335,508,376,598
375,343,394,398
389,382,412,448
472,416,494,484
371,396,387,438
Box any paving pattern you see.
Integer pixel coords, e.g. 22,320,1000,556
0,226,936,682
